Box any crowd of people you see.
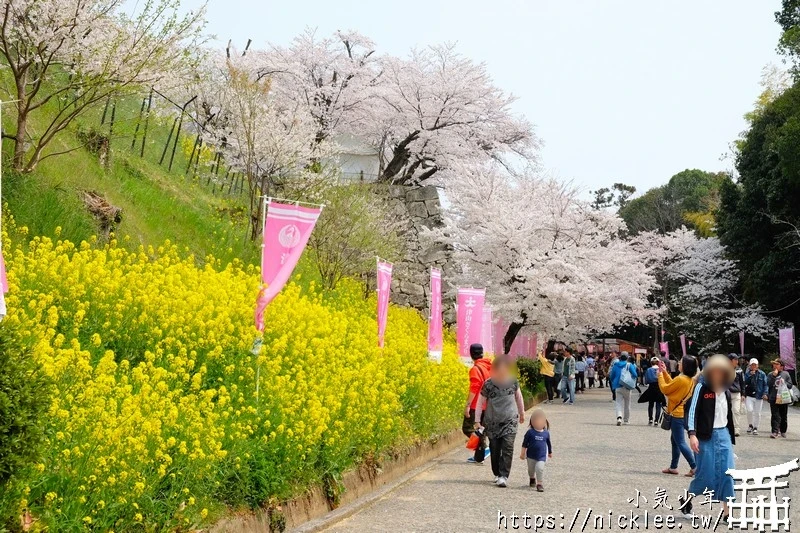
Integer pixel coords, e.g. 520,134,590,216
461,342,797,520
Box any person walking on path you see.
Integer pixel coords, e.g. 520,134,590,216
597,355,607,388
561,349,576,405
553,354,564,400
657,356,698,477
680,354,736,520
743,358,768,436
463,344,492,464
537,352,556,403
609,352,637,425
520,408,552,492
475,356,526,487
767,359,792,439
638,357,665,426
727,353,745,437
586,363,596,389
575,355,587,393
608,352,619,401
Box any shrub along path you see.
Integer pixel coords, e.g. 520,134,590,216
322,387,800,532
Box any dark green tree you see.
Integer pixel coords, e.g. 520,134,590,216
776,1,800,77
717,82,800,326
589,182,636,210
619,169,726,235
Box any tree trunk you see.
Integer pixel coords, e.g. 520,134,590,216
503,322,524,355
12,108,28,171
378,130,419,183
12,71,29,172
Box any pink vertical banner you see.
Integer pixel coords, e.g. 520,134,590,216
0,249,6,318
679,335,687,358
779,327,796,371
510,330,524,357
480,307,493,354
0,249,7,293
376,261,393,348
427,268,443,362
456,288,485,363
493,317,506,355
739,331,745,357
255,200,322,331
659,342,669,359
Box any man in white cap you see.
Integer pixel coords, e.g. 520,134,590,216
743,358,768,436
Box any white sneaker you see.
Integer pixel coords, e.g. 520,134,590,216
493,476,500,484
496,477,507,487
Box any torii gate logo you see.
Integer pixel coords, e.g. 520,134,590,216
726,458,799,531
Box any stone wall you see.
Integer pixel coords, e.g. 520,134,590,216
383,185,454,322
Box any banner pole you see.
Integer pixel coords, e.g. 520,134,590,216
254,196,270,408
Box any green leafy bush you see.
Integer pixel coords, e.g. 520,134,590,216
515,357,543,395
0,323,51,526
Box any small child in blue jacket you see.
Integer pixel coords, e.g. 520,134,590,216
520,408,552,492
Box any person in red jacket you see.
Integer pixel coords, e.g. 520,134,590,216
463,344,493,464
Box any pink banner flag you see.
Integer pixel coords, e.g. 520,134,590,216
427,268,443,362
255,201,322,331
0,249,7,293
659,342,669,359
457,288,485,363
480,307,493,355
493,317,506,355
679,335,687,358
739,331,745,357
779,327,796,371
376,261,393,348
510,330,524,357
0,249,6,318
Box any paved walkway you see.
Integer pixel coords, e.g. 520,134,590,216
323,387,800,532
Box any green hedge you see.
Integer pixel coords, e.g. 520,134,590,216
0,323,51,527
516,358,543,396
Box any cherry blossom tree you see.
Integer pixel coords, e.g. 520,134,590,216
0,0,205,172
373,45,537,185
195,47,335,239
425,164,656,352
260,29,380,147
633,228,776,353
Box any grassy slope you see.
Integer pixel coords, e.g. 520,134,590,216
3,93,263,268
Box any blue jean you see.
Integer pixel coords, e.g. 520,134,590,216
689,428,734,502
561,375,575,403
670,417,695,470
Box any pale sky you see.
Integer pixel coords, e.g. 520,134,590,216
183,0,784,196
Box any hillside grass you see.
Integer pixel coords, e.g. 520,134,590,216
2,90,263,268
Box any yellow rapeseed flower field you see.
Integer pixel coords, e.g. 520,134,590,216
1,220,466,531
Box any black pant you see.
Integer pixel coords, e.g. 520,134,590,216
770,403,789,435
648,400,663,422
462,409,486,462
544,375,555,401
488,433,516,478
588,377,595,388
576,371,585,392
